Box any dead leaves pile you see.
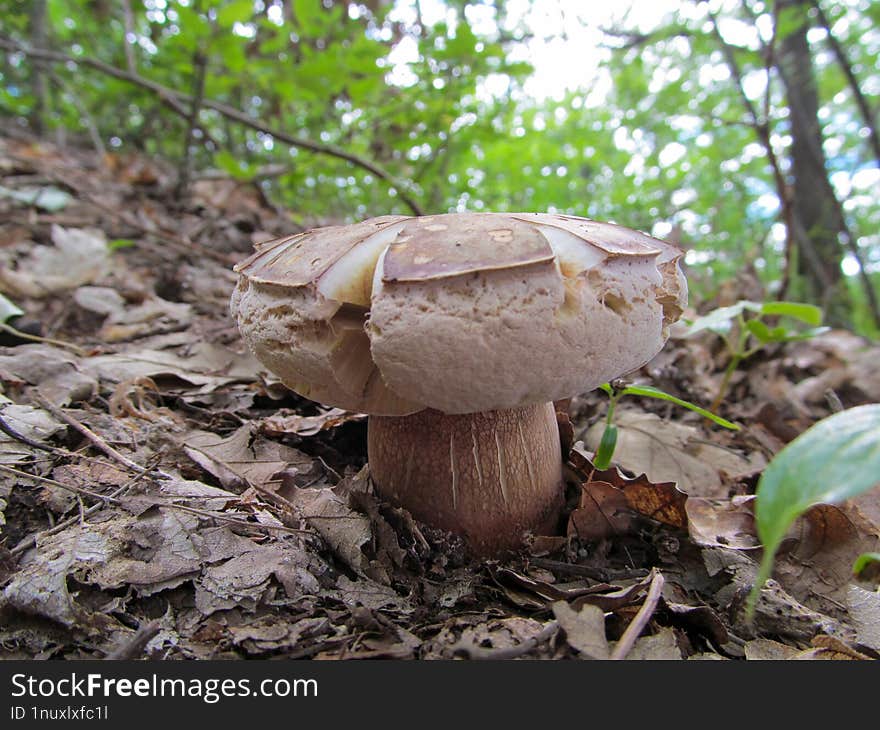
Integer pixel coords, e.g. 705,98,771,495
0,131,879,660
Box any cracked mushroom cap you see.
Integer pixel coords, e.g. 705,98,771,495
230,213,687,415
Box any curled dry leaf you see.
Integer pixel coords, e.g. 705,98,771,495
289,485,375,579
774,496,880,618
567,446,689,542
260,407,366,437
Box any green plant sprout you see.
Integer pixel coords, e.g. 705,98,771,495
683,300,829,410
747,404,880,621
592,382,740,470
853,553,880,577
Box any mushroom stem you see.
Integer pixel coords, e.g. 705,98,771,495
367,403,564,555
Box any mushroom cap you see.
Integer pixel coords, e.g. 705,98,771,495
230,212,687,415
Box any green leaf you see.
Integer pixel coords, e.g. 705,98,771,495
682,301,753,336
745,319,829,344
853,553,880,577
744,318,775,343
759,301,823,326
0,185,73,212
216,0,255,28
0,293,25,323
618,384,740,429
108,239,135,250
593,424,618,470
748,405,880,618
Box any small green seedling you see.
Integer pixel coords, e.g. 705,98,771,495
683,300,828,410
747,404,880,620
108,238,136,250
592,382,740,470
853,553,880,578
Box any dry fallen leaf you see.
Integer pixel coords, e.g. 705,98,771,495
552,600,609,659
183,423,313,491
583,410,761,497
686,496,759,550
261,408,366,437
567,447,689,540
0,345,97,405
620,626,682,660
846,584,880,653
0,225,109,297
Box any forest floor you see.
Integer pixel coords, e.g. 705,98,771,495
0,127,878,661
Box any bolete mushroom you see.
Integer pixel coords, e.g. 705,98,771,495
230,213,686,555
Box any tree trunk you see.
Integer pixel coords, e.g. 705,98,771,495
29,0,49,135
774,0,851,326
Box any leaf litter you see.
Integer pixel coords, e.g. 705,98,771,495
0,131,879,660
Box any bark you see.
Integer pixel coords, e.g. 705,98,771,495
29,0,49,134
774,0,851,326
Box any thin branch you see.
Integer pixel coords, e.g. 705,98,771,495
453,620,559,660
810,0,880,167
0,35,424,216
610,569,664,660
11,473,146,556
31,392,172,479
104,620,161,660
708,11,816,293
120,0,138,73
175,49,208,199
0,322,87,356
47,68,106,156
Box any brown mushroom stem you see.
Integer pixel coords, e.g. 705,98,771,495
367,403,564,555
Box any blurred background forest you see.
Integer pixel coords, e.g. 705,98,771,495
1,0,878,335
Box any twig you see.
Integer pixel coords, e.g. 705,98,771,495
0,463,123,503
30,392,170,479
162,500,312,535
0,322,87,356
0,35,425,216
610,569,664,660
104,620,161,660
454,620,559,660
2,461,310,552
10,473,146,556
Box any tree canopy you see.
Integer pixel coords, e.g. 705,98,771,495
2,0,878,333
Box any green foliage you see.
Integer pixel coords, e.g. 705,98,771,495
592,381,739,470
683,300,829,408
747,404,880,619
0,0,877,334
853,553,880,577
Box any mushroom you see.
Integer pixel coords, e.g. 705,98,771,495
230,213,686,555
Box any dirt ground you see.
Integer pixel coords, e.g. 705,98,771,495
1,127,878,660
